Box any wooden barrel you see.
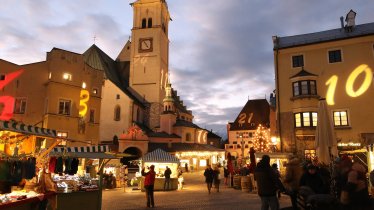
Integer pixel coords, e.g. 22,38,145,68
233,175,241,189
241,176,250,192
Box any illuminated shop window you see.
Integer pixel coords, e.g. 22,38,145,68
328,50,342,63
333,111,349,126
57,131,68,138
63,73,72,81
14,98,27,114
58,99,71,115
114,105,121,121
294,112,317,128
292,80,317,96
292,55,304,68
304,149,316,160
89,109,95,123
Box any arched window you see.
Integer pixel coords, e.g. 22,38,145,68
114,105,121,121
141,18,146,28
186,133,191,141
148,18,152,28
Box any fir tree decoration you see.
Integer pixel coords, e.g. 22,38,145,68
253,124,271,152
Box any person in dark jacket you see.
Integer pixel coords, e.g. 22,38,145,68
299,164,329,194
204,165,214,194
163,166,172,191
142,165,156,208
254,155,285,210
212,166,221,192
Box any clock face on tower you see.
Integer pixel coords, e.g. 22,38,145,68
138,38,153,53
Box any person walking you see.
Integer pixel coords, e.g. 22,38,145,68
204,165,214,194
272,163,281,198
185,163,189,173
299,164,329,194
254,155,285,210
213,166,221,192
142,165,156,208
283,155,303,210
163,166,172,191
224,167,229,185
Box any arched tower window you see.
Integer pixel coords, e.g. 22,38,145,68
141,18,147,28
114,105,121,121
148,18,152,28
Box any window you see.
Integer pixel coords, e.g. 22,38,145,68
89,109,95,123
114,106,121,121
148,18,152,28
57,131,68,138
333,111,349,126
63,73,72,81
294,112,317,128
292,55,304,68
82,82,87,89
141,18,146,28
0,75,5,80
116,94,120,100
328,50,342,63
185,133,191,141
92,88,98,95
304,149,316,161
14,98,27,114
292,80,317,96
58,99,71,115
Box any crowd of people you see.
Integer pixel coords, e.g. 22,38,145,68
139,154,374,209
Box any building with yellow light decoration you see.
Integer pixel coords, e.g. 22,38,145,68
273,10,374,160
0,0,223,167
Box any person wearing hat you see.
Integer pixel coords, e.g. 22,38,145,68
299,164,328,194
142,165,156,208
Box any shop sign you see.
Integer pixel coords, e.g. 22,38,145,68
337,142,361,147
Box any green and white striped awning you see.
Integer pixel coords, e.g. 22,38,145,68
53,145,110,153
0,120,57,138
142,148,180,163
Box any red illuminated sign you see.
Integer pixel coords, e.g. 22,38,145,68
0,69,24,120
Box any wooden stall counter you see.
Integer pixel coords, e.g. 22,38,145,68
139,178,178,191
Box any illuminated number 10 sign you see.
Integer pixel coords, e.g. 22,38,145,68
326,64,372,105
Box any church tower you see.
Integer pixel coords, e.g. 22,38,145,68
129,0,171,129
160,78,176,135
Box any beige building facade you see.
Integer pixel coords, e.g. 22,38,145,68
273,14,374,156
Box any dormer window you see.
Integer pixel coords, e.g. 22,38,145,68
63,73,72,81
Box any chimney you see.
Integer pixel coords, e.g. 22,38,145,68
340,16,344,29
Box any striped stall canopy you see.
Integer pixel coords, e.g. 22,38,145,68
0,120,57,138
53,145,110,153
142,148,179,163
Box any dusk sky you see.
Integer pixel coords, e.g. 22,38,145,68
1,0,373,138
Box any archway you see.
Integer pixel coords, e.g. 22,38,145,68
121,147,143,170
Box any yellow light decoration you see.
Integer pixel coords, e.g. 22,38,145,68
345,64,372,97
79,89,90,117
252,124,271,152
326,75,338,105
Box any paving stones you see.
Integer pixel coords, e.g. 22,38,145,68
102,171,292,210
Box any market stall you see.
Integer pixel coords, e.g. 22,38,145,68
139,149,180,191
49,145,131,210
255,152,293,176
0,120,59,210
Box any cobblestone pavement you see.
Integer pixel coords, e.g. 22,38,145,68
102,171,291,210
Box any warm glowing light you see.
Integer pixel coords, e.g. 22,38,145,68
63,73,72,80
326,75,338,105
253,124,271,152
82,82,87,89
79,89,90,117
271,137,277,145
345,64,372,97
